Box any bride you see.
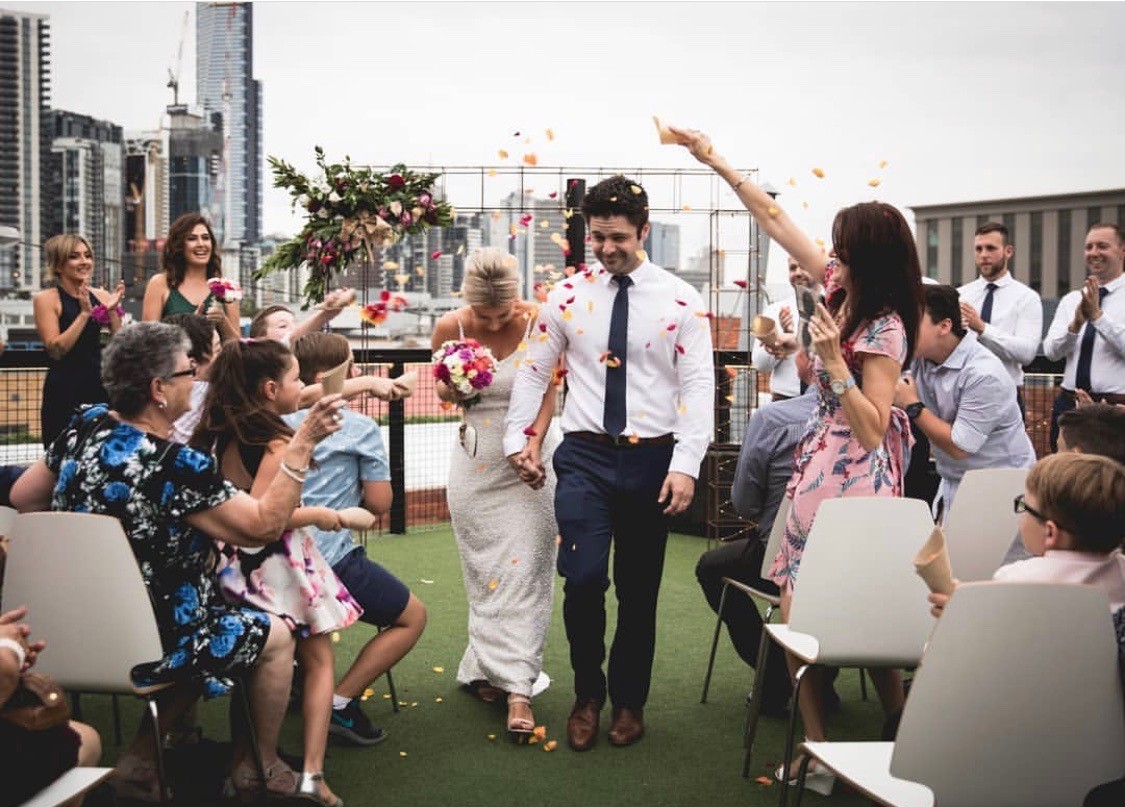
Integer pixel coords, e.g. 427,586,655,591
431,248,560,740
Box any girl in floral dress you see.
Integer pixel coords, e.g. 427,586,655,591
193,339,364,807
676,127,923,793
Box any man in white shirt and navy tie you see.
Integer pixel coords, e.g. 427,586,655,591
752,256,822,401
504,176,714,751
956,221,1042,415
1043,222,1125,449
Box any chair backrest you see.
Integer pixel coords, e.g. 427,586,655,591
943,467,1028,582
892,582,1125,807
759,497,792,579
1,512,164,694
0,505,16,538
788,496,936,666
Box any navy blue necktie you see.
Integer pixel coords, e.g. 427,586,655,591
1075,286,1109,391
603,274,632,437
979,282,998,324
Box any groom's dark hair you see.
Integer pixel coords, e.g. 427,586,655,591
581,175,649,236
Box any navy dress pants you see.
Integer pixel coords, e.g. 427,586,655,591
553,435,674,709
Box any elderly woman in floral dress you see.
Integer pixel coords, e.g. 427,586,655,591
12,321,345,801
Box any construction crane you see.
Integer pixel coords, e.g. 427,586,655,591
166,9,190,106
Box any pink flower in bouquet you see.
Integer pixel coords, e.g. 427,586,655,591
431,338,497,409
90,304,124,327
208,278,243,302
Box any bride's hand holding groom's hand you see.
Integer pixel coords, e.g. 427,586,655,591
507,443,546,490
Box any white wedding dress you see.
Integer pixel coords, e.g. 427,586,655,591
447,315,560,698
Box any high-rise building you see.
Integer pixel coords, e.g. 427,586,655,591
122,132,168,297
167,105,224,243
196,2,262,248
0,9,50,290
44,110,124,287
645,221,681,270
499,193,568,297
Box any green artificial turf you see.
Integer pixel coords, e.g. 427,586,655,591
83,528,887,806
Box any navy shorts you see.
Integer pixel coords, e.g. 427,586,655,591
332,546,410,628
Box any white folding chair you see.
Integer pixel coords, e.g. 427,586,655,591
18,767,114,807
794,582,1125,807
701,497,790,704
0,504,16,536
942,467,1028,582
2,512,175,801
744,497,936,803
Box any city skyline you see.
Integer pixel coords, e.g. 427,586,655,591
3,1,1124,290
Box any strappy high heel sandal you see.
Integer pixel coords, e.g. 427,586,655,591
226,758,300,802
297,771,344,807
113,754,169,803
507,693,535,743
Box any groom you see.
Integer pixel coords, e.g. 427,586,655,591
504,176,714,749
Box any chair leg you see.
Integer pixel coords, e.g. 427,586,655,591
859,667,869,701
792,752,814,807
701,581,730,704
234,680,267,798
145,697,170,805
386,667,399,714
741,622,774,778
112,694,123,746
777,663,810,807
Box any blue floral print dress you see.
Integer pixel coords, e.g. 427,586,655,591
45,404,270,698
768,261,915,589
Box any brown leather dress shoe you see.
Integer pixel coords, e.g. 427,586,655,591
607,706,645,747
567,698,601,751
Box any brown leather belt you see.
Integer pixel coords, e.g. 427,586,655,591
568,431,676,448
1059,388,1125,405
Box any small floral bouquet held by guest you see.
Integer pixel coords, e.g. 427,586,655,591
432,339,497,409
90,304,125,327
207,278,243,303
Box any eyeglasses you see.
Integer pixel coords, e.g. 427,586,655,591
1013,494,1048,522
165,362,197,381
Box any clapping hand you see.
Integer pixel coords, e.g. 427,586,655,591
779,306,795,334
959,301,985,334
77,284,93,316
1079,276,1104,322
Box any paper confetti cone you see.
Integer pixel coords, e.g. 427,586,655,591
752,315,778,347
653,116,689,145
913,526,955,595
321,358,350,395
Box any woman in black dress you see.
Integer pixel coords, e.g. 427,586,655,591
32,234,125,448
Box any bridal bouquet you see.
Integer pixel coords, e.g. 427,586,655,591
432,339,497,409
208,277,243,302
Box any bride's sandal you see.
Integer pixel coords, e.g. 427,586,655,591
507,694,535,743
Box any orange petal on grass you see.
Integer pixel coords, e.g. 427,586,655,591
812,167,825,178
533,726,548,741
543,740,558,752
754,776,773,786
432,666,445,673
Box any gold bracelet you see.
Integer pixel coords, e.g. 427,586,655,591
731,174,748,192
279,461,307,484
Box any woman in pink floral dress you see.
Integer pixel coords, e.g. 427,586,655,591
677,126,923,792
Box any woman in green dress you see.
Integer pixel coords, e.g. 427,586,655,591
143,213,241,339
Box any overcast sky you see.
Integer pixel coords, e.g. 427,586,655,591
10,0,1125,281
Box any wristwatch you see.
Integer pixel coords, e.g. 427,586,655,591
829,375,855,396
904,401,926,420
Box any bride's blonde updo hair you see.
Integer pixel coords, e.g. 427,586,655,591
460,248,519,307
